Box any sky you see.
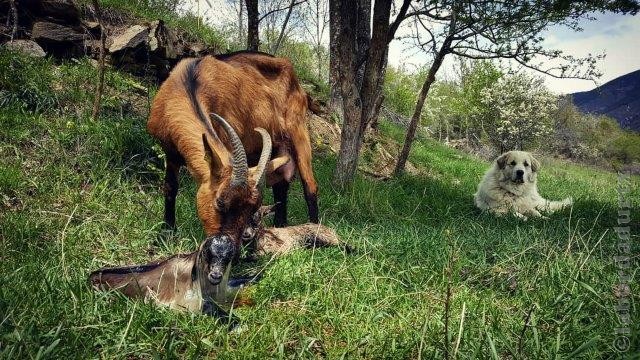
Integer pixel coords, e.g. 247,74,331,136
187,1,639,95
388,12,640,94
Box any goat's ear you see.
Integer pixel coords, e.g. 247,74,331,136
248,155,291,185
530,154,540,172
496,153,509,169
264,155,292,186
258,204,277,219
202,134,228,172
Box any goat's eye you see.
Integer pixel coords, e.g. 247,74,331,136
216,198,225,211
524,162,529,167
510,161,516,166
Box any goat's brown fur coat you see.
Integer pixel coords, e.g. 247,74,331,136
147,51,318,235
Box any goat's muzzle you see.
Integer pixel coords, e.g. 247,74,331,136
201,234,237,285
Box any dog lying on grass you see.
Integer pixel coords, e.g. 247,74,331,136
474,151,573,220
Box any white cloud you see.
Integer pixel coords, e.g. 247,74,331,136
388,13,640,94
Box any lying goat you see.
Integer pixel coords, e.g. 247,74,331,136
243,205,350,256
89,210,349,319
89,235,252,322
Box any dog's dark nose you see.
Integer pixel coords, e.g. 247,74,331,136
208,272,223,285
516,170,524,178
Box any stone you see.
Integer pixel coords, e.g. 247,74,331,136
3,40,46,57
32,21,85,43
148,20,179,59
36,0,81,24
108,25,149,53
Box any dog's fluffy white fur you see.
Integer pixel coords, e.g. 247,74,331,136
474,151,572,219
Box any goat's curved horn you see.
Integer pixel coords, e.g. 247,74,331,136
210,113,248,187
252,128,272,185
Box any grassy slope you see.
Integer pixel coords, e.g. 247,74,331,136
1,50,639,359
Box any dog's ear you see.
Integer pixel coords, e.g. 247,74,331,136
496,153,509,169
530,154,540,172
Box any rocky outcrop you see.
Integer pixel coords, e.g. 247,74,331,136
0,0,217,81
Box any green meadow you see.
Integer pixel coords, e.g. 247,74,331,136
0,49,638,359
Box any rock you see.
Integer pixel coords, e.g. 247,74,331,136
82,20,101,37
27,0,80,25
108,25,149,53
83,21,100,30
37,0,80,24
148,20,178,59
32,21,85,43
3,40,46,57
31,21,86,57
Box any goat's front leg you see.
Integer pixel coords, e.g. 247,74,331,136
163,159,180,231
272,181,290,227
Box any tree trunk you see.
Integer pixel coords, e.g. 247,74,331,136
359,0,391,128
246,0,259,51
237,0,244,45
271,0,296,54
355,0,371,89
394,52,447,175
332,0,360,189
332,0,393,189
328,0,341,114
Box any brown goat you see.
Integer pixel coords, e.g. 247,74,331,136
147,51,319,235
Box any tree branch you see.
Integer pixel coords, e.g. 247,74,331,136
387,0,411,42
259,0,307,22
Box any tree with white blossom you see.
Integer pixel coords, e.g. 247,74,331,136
480,73,557,152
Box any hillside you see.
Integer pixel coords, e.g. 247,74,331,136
2,47,639,358
571,69,640,131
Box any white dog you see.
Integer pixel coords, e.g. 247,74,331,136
474,151,573,219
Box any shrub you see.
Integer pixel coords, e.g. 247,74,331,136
480,73,557,152
383,66,424,118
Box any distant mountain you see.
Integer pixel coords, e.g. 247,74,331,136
571,69,640,132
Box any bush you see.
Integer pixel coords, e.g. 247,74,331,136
480,72,557,152
605,132,640,165
553,98,640,166
383,66,424,118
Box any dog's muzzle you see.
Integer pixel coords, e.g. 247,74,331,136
513,170,525,184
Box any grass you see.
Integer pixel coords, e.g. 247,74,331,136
1,48,639,359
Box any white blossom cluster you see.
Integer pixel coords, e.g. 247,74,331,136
480,73,557,151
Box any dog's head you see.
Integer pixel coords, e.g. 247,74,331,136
496,151,540,185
